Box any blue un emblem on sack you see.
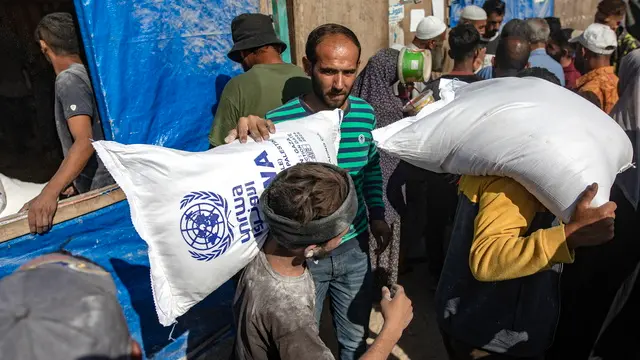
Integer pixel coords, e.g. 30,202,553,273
179,191,234,262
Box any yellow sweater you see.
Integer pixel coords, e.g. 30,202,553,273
459,175,575,282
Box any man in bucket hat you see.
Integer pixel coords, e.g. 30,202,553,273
0,252,142,360
208,13,310,147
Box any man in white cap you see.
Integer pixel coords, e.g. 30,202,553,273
460,5,487,36
570,23,619,113
392,16,447,88
456,5,489,72
396,15,447,52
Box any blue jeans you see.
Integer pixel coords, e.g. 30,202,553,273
308,243,373,360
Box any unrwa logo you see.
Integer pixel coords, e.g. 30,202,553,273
179,191,234,262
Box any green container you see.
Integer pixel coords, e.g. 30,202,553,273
397,48,432,84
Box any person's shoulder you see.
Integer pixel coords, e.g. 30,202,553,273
266,97,304,119
346,96,376,125
55,65,89,87
224,71,255,88
348,95,374,110
459,175,534,203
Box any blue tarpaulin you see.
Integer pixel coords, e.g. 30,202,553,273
449,0,554,28
75,0,258,151
1,1,259,358
0,199,236,359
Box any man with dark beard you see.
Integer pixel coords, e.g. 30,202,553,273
232,163,413,360
482,0,506,56
225,24,391,360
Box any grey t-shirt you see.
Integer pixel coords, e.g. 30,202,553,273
233,251,334,360
54,64,113,193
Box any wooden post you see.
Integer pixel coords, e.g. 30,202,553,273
272,0,292,63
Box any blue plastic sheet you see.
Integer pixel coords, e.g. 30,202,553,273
0,199,235,359
74,0,259,151
449,0,554,28
0,1,259,358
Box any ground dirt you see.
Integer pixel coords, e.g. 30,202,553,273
319,263,448,360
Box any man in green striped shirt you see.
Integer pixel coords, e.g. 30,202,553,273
226,24,391,360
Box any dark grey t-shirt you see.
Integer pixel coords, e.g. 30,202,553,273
233,251,334,360
54,64,113,193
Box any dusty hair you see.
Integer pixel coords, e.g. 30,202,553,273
267,163,349,225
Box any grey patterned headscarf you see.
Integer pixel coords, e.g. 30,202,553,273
610,49,640,209
259,163,358,248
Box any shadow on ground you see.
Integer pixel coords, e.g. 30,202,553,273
319,263,447,360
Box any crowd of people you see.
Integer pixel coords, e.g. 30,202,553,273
3,0,640,359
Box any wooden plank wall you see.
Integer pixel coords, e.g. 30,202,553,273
289,0,388,66
554,0,599,31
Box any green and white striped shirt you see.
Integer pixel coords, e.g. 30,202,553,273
266,95,385,244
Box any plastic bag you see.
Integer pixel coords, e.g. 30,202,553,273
373,77,633,222
0,174,46,218
94,110,342,326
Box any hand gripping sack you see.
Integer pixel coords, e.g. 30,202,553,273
93,110,342,326
373,77,634,222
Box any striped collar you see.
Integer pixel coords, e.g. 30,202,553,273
297,95,352,116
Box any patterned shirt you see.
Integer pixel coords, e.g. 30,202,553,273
576,66,619,114
613,29,640,73
266,96,385,244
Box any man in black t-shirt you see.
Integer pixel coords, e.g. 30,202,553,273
400,24,485,284
422,24,484,101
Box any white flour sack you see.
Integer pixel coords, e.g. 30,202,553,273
93,110,342,326
373,77,634,222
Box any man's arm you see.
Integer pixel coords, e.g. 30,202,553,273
209,80,241,147
363,124,392,254
24,115,94,234
275,285,413,360
360,285,413,360
363,140,385,221
468,177,574,282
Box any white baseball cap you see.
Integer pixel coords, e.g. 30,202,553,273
416,16,447,40
569,23,617,55
460,5,487,21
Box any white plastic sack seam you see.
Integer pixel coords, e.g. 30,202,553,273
373,77,634,222
94,110,342,326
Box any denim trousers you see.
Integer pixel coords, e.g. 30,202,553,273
307,242,373,360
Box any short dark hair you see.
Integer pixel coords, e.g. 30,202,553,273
550,29,576,58
267,163,349,225
500,19,530,39
448,24,481,61
495,36,530,72
545,17,562,34
35,12,80,56
597,0,626,17
517,67,562,86
483,0,506,16
305,24,361,65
